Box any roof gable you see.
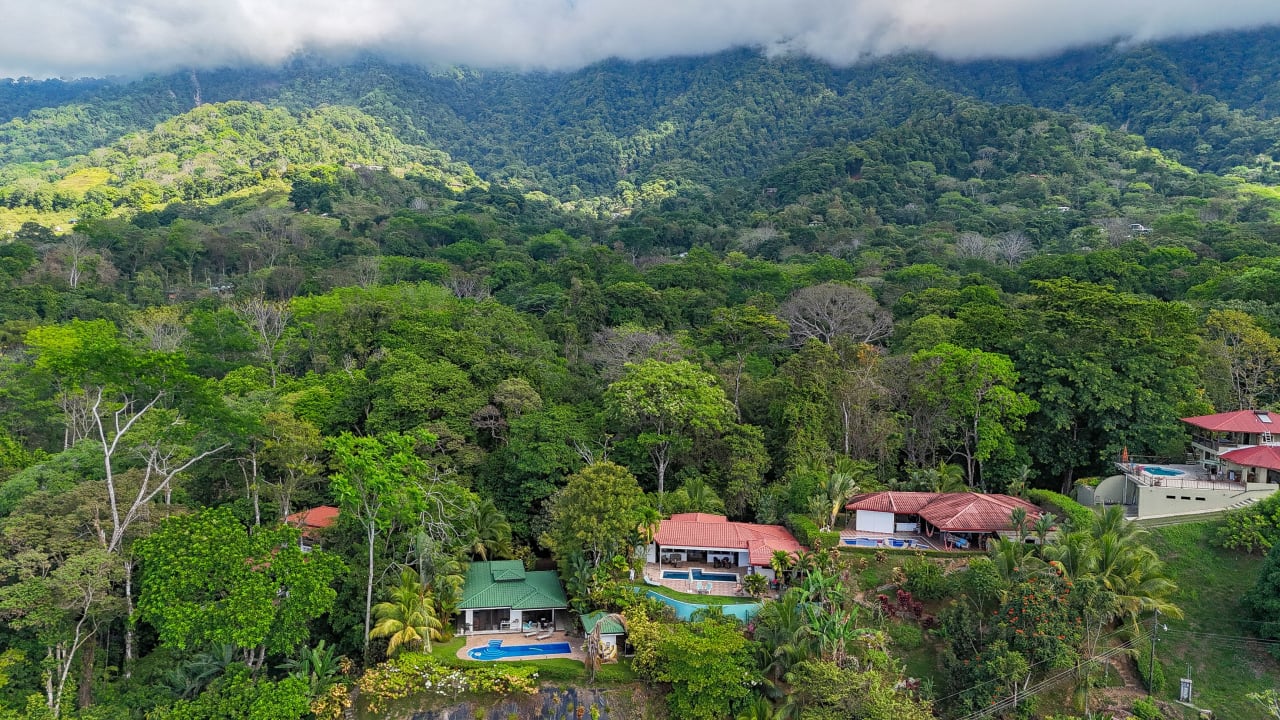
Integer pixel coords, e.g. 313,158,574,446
1183,410,1276,434
582,611,626,635
285,506,340,530
654,514,803,565
846,491,1041,532
1220,445,1280,472
488,560,526,582
459,561,568,610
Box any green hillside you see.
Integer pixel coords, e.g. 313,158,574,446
1,29,1280,720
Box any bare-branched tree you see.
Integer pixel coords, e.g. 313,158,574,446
777,282,892,347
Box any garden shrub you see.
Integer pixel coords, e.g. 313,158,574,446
903,556,950,600
354,652,537,716
1027,489,1094,531
1131,696,1164,720
1134,643,1166,695
1216,492,1280,554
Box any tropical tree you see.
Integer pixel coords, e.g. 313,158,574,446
369,569,443,656
467,498,512,561
604,359,733,503
822,457,872,529
543,461,644,571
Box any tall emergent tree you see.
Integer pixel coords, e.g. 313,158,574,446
327,431,439,654
912,343,1037,490
604,359,733,503
544,461,644,572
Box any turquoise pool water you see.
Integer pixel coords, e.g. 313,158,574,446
1145,466,1186,477
467,640,571,661
661,568,740,582
645,590,761,621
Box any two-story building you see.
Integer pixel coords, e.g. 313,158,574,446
1078,410,1280,519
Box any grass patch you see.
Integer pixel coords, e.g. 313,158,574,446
1147,522,1278,719
53,167,111,194
640,583,756,606
427,637,636,684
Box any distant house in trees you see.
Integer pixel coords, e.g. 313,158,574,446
457,560,568,634
846,492,1042,549
1081,410,1280,519
284,506,339,552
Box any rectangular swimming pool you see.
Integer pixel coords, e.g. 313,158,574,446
661,568,740,582
467,640,572,661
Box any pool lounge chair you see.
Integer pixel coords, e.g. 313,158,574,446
535,631,554,640
523,624,539,637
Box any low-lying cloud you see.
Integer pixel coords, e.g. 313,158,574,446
4,0,1280,79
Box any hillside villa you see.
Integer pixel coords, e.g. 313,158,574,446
644,513,804,594
1077,410,1280,519
845,491,1043,550
457,560,568,635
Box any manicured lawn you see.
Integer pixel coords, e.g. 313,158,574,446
429,637,637,684
1147,523,1277,720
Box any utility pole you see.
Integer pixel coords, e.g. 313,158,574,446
1148,608,1159,696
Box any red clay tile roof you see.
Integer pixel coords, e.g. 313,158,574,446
285,506,340,530
667,512,728,523
918,494,1041,532
1220,445,1280,472
655,514,804,565
847,491,1041,533
1182,410,1277,434
845,491,940,514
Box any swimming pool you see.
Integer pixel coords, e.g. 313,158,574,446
1144,466,1187,477
645,590,761,621
466,640,572,661
661,568,740,582
843,537,880,547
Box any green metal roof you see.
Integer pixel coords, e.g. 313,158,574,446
487,560,526,581
582,611,626,636
458,561,568,610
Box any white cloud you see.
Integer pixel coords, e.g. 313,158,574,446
2,0,1280,78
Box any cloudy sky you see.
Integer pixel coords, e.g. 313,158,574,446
3,0,1280,79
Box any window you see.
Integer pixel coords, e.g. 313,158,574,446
1257,412,1273,424
1195,497,1206,501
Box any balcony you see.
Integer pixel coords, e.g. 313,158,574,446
1115,462,1244,491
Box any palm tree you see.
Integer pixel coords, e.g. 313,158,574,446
1010,507,1029,542
769,550,793,587
752,588,814,680
369,569,443,656
932,462,968,493
736,695,781,720
1032,512,1057,545
681,476,724,514
822,458,871,530
469,498,512,561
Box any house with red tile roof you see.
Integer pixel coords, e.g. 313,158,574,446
285,506,339,551
1077,410,1280,519
646,513,803,580
846,491,1041,548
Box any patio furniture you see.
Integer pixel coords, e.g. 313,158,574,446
499,619,512,631
536,631,554,640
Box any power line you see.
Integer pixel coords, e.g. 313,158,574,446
953,635,1147,720
931,622,1131,707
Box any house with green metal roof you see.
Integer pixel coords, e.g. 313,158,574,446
457,560,569,634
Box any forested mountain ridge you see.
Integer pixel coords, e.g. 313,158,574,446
7,26,1280,195
2,24,1280,720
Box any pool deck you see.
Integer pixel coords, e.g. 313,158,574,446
456,630,585,663
838,529,945,550
643,560,750,597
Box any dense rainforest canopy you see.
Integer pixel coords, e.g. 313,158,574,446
0,26,1279,720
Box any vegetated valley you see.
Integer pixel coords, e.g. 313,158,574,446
2,26,1280,720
